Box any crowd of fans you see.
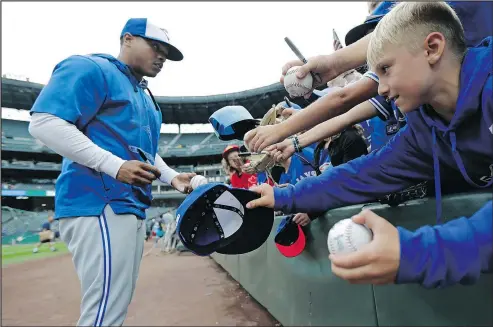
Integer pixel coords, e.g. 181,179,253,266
219,1,492,288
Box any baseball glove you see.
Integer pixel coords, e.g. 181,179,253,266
242,105,280,173
242,152,276,174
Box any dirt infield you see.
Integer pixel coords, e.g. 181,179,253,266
2,243,279,326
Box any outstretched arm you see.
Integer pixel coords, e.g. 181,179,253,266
246,77,379,153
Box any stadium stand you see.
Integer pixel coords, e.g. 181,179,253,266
1,75,286,225
3,118,241,158
1,77,324,123
1,206,56,244
1,205,171,245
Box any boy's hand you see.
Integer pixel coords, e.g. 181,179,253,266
292,213,311,226
247,184,275,209
329,209,400,285
268,139,295,162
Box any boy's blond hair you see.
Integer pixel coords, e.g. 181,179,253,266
367,2,466,71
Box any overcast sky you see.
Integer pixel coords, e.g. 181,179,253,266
2,1,368,131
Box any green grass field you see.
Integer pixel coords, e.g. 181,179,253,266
2,243,69,266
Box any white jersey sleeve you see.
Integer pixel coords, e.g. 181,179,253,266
29,112,126,179
154,154,179,185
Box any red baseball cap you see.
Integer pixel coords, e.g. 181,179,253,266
222,144,240,159
274,215,306,257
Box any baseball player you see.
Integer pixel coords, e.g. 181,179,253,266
32,215,59,253
28,18,195,326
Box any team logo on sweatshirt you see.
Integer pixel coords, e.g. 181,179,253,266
479,164,493,184
295,170,318,183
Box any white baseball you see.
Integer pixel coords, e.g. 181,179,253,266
190,175,208,189
327,218,373,255
283,66,313,98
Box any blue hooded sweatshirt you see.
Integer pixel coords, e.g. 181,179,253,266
274,37,493,288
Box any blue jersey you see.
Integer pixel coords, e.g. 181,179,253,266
365,86,407,151
279,146,319,185
256,171,269,184
30,54,163,220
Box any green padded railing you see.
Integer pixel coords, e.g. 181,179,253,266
211,192,492,326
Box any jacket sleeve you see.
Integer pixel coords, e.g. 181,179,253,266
273,123,435,213
397,200,493,288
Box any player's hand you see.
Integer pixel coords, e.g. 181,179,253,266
292,213,311,226
116,160,161,187
280,55,341,99
329,209,400,285
245,125,286,153
268,139,295,162
171,173,197,194
246,184,275,209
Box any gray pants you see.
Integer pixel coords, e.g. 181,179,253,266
60,205,145,326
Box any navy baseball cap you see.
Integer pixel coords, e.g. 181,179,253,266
176,183,274,256
345,1,396,46
121,18,184,61
274,215,306,258
209,106,258,141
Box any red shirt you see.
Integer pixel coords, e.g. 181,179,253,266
230,172,258,189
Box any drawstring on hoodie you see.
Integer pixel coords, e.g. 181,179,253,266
432,128,493,225
138,79,161,112
431,127,442,224
145,86,161,112
450,132,493,188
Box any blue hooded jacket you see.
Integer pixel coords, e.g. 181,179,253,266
31,54,162,220
274,38,493,288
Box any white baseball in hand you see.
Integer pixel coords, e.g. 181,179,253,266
190,175,208,189
283,66,313,98
327,218,373,255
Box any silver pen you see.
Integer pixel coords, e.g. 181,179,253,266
284,37,323,85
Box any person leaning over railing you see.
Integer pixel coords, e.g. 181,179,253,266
246,2,493,288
